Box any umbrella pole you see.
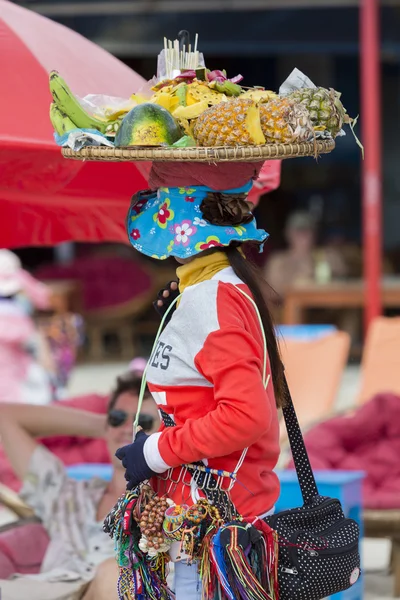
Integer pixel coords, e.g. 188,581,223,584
360,0,382,331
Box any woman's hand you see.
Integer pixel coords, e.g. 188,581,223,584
115,429,158,489
153,281,179,321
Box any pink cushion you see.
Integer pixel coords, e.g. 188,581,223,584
287,392,400,509
0,394,112,576
35,255,152,311
0,522,49,578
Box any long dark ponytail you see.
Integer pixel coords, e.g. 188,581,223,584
199,191,285,407
224,244,285,408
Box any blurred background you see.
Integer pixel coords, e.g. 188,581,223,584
1,1,400,599
7,0,400,358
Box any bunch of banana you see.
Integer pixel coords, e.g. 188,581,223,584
49,71,121,136
49,103,76,136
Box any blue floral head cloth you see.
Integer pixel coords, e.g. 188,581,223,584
126,182,268,260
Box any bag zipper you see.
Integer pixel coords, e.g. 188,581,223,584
289,522,359,574
290,518,360,550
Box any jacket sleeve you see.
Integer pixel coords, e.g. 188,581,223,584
144,316,273,471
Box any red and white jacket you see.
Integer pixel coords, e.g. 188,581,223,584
144,266,280,518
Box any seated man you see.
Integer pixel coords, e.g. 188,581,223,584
265,211,348,296
0,369,160,600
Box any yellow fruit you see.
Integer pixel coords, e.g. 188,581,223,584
240,89,277,103
130,93,148,105
193,98,266,147
186,91,199,106
172,101,208,119
259,97,313,143
151,92,180,113
187,81,227,106
176,117,193,137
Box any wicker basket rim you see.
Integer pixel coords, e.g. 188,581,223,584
61,139,335,163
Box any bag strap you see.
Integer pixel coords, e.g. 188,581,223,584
234,288,319,505
281,378,319,504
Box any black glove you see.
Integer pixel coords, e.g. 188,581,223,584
115,430,157,490
153,281,180,323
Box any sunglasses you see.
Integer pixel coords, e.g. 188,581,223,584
107,409,155,432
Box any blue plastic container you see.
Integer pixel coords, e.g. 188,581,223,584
66,463,113,481
276,324,337,341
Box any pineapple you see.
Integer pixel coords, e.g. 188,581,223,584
259,97,314,143
186,81,228,106
193,98,265,147
173,101,209,120
288,87,350,137
240,89,277,103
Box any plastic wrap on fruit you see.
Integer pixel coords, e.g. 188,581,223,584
80,94,137,120
279,67,316,96
55,129,114,150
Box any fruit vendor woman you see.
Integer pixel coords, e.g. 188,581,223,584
116,160,284,600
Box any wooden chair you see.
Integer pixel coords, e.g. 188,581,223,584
356,316,400,596
36,254,174,361
364,511,400,597
279,331,350,442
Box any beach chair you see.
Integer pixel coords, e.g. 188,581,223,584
356,316,400,596
357,316,400,405
279,331,350,441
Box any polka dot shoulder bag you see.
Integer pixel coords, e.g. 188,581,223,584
263,378,361,600
237,288,361,600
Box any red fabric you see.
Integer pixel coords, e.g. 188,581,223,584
148,160,281,208
287,393,400,509
0,0,150,248
0,393,110,492
35,255,153,311
148,161,266,190
0,522,49,578
247,160,282,207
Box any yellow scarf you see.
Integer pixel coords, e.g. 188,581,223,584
177,251,231,294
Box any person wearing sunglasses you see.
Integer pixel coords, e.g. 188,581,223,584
0,368,159,600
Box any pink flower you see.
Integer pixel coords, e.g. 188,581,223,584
130,229,141,240
174,221,197,246
185,196,195,202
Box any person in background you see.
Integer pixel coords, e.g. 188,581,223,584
265,211,348,297
265,212,363,342
0,368,160,600
0,249,52,404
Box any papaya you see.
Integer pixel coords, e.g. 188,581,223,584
115,103,182,147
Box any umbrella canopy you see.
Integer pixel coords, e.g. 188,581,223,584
0,0,149,248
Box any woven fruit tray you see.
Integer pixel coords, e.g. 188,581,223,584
61,140,335,163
